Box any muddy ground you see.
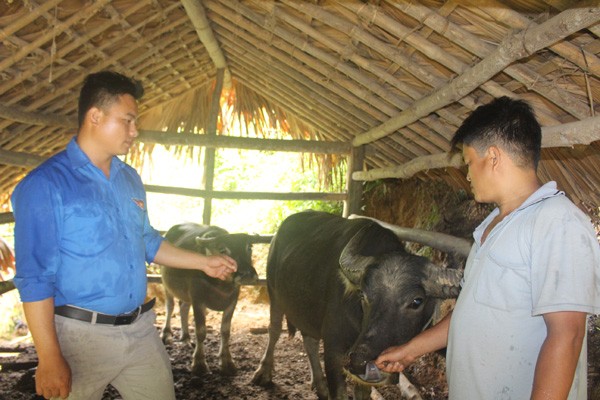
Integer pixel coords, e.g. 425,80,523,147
0,285,447,400
1,285,599,399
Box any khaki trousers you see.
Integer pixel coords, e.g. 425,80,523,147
52,310,175,400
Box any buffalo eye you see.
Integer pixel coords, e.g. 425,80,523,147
409,297,424,309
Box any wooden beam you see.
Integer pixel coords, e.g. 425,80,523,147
353,116,600,181
144,184,346,201
0,104,75,128
0,148,47,168
0,280,15,296
202,68,225,225
344,145,365,217
0,213,15,224
181,0,231,89
352,6,600,146
140,130,351,154
0,134,350,169
0,186,347,227
541,116,600,147
354,153,464,181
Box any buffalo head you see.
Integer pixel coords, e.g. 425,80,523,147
338,225,462,384
194,231,263,285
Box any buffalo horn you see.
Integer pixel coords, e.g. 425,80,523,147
338,226,375,286
348,214,472,258
194,236,217,247
422,263,463,298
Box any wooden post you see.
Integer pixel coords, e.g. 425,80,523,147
343,145,365,217
202,69,225,225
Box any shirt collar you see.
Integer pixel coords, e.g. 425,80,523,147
516,181,563,211
66,136,126,176
473,181,563,245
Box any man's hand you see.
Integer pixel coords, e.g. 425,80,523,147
22,299,71,399
375,312,452,374
375,344,415,373
202,255,237,280
36,353,71,399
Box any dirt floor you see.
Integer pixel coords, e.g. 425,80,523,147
1,286,600,400
0,284,445,400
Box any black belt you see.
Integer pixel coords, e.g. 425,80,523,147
55,298,156,325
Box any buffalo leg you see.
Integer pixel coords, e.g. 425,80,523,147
218,295,238,375
323,341,349,400
191,303,210,375
179,300,192,343
161,291,175,344
251,301,284,386
353,383,371,400
301,335,328,400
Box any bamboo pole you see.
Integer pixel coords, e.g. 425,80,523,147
202,69,225,225
181,0,232,89
344,146,365,217
144,185,347,201
352,6,600,146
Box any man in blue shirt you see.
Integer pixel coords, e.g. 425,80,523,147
11,71,237,400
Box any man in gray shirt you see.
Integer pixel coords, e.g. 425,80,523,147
376,97,600,399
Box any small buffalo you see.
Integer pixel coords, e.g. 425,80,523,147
252,211,463,399
160,223,269,376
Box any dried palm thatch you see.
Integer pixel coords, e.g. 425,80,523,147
0,0,598,213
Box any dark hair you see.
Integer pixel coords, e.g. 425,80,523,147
450,96,541,169
77,71,144,128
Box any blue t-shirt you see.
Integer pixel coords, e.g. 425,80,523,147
11,137,164,315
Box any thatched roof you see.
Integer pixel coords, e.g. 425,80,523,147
1,0,599,215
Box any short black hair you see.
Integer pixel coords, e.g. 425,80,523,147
450,96,541,169
78,71,144,128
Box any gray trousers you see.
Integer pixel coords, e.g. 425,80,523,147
52,310,175,400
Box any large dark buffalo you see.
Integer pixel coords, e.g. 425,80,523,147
252,211,464,400
160,223,269,376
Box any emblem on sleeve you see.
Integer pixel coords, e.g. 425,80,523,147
132,198,145,210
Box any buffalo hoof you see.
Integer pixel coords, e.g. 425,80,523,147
310,380,328,400
161,331,173,345
250,368,273,387
180,332,191,342
191,361,210,376
220,362,237,376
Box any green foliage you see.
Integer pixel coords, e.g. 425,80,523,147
144,145,346,235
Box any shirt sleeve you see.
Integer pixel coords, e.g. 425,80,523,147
531,202,600,316
143,207,164,264
11,171,63,302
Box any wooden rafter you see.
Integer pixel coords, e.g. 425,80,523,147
181,0,232,89
352,6,600,146
353,116,600,181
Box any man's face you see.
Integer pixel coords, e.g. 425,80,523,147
95,94,139,156
462,145,494,203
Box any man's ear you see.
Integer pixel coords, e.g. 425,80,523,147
87,107,103,126
487,146,501,168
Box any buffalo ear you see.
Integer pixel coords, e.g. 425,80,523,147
422,264,463,298
339,226,376,287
